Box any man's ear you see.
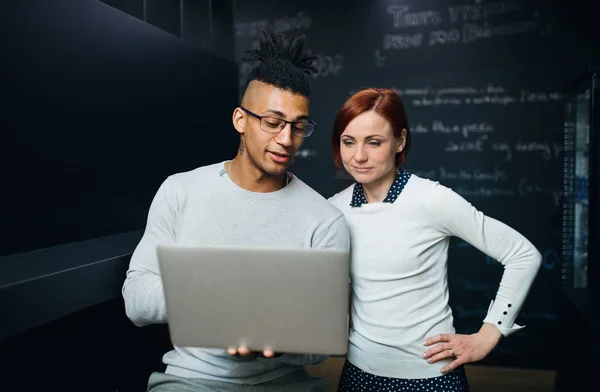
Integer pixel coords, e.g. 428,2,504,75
397,128,407,152
232,107,245,135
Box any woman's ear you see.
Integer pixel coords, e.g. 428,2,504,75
397,128,407,152
232,107,245,135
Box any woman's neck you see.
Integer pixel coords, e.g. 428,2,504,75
362,168,397,203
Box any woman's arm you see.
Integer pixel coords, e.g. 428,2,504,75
421,182,542,372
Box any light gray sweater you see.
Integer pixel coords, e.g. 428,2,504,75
122,161,350,384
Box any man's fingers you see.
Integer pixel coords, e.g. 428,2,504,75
228,346,279,359
238,346,251,356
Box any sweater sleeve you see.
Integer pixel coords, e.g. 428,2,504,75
424,183,542,336
312,214,351,252
281,214,350,366
122,177,178,327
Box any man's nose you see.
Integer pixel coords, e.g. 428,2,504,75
275,123,293,146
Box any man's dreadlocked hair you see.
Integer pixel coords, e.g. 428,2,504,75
242,28,318,97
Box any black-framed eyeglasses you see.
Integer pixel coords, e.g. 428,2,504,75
240,106,316,138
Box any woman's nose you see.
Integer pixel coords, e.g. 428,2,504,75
354,146,367,162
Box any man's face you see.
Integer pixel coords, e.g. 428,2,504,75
234,81,309,177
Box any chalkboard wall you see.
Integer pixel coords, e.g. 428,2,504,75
233,0,599,370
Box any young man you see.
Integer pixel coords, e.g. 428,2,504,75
122,29,350,392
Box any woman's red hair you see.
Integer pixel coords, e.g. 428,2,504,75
331,88,411,168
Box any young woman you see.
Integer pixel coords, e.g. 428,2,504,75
328,88,542,391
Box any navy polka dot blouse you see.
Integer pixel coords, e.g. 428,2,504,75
350,168,412,207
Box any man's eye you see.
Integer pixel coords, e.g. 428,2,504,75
292,123,308,131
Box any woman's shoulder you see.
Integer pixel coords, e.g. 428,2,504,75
327,183,356,211
406,173,472,217
404,173,461,209
405,173,443,194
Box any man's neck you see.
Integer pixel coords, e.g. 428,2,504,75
228,155,287,193
362,168,396,203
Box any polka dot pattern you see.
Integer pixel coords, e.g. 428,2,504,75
337,361,470,392
350,168,412,207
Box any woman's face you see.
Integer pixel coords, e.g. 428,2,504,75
339,111,405,185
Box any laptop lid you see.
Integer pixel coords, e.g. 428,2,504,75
157,244,350,355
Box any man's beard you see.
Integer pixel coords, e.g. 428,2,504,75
247,149,288,177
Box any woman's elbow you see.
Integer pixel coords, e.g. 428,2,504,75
526,247,543,273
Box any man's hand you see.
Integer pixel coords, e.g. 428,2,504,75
227,346,282,359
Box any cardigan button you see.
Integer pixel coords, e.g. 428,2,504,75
498,321,502,325
508,304,512,307
503,311,507,315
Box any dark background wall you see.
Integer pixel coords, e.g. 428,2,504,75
0,0,238,257
230,0,599,370
1,1,237,391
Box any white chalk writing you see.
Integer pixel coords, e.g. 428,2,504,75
273,12,312,34
491,142,513,160
429,28,461,45
240,52,343,89
388,5,442,28
439,139,561,162
520,90,563,103
412,122,430,134
383,33,424,50
235,12,311,37
431,120,494,138
294,149,317,158
456,187,516,197
448,2,522,23
518,178,544,196
375,49,387,67
380,3,552,52
235,19,269,38
515,141,552,160
439,166,509,182
387,85,562,107
463,20,538,44
445,139,485,153
311,54,344,78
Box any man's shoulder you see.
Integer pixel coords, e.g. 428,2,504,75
289,176,345,219
167,161,225,185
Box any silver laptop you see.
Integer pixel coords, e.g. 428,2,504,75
156,244,350,355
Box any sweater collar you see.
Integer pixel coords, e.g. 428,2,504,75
350,168,411,207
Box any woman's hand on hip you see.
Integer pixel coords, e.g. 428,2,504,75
421,323,502,373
